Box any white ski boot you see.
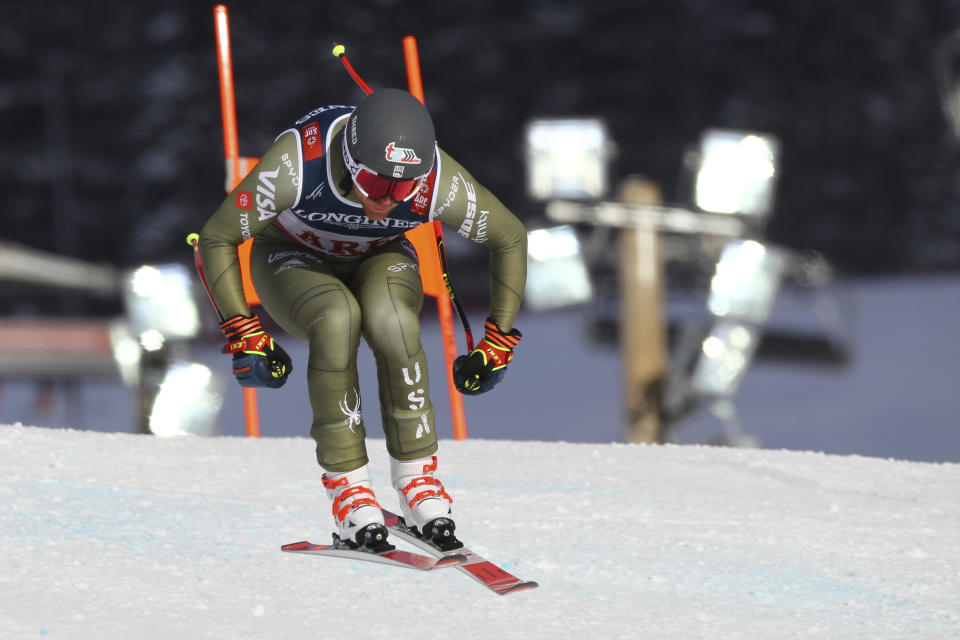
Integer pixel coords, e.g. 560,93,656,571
390,455,461,550
322,465,392,551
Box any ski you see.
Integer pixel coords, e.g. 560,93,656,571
281,539,464,571
382,509,539,595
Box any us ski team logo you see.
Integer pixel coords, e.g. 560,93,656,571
384,141,421,164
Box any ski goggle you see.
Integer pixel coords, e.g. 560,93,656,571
354,169,424,202
342,132,425,202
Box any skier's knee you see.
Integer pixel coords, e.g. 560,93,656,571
303,300,361,371
295,284,360,337
364,303,421,359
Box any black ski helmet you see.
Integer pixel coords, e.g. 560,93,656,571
345,88,436,180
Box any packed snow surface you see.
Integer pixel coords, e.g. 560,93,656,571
1,423,958,639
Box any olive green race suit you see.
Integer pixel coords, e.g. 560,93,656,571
198,109,526,472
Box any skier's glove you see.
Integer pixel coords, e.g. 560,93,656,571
220,314,292,389
452,318,522,396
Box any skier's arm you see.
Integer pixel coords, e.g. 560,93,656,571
432,150,527,333
197,132,301,320
431,151,527,396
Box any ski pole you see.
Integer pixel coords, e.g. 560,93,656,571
185,232,219,316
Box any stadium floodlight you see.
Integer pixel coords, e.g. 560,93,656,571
524,118,614,200
691,238,788,397
690,318,760,398
148,361,224,437
706,239,787,324
694,129,780,218
525,225,593,310
124,264,201,344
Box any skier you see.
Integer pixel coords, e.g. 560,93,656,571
197,89,527,551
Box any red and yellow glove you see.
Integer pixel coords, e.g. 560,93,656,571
452,319,522,395
220,314,292,389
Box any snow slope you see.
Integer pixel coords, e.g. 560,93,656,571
1,424,958,639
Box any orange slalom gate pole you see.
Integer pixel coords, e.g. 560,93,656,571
403,37,425,104
214,4,259,438
214,5,241,191
402,35,468,441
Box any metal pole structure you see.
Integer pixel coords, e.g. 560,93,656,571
402,35,469,440
617,177,667,443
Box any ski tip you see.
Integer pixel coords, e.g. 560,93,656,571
281,541,315,552
502,580,539,595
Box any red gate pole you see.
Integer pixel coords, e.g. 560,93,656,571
214,4,260,438
402,35,469,440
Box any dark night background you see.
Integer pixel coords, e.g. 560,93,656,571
4,0,960,284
